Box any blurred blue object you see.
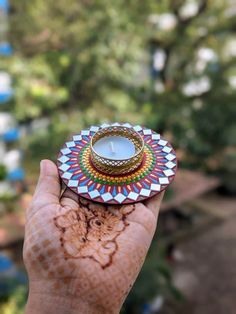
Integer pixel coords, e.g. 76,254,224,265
142,303,151,314
15,271,28,285
7,168,25,181
0,253,27,297
151,67,160,79
0,0,9,12
0,42,13,56
0,254,13,273
2,128,20,142
0,91,13,103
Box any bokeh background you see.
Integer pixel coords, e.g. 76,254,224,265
0,0,236,313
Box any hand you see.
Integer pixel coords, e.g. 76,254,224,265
24,160,164,314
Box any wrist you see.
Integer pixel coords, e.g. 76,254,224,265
26,293,78,314
25,281,121,314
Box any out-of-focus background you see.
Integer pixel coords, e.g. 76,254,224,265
0,0,235,313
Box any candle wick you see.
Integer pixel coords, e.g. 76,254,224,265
110,141,115,154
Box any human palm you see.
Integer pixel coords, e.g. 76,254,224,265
24,160,164,314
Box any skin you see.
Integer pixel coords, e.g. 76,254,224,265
24,159,164,314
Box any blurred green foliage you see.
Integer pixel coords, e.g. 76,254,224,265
8,0,150,126
0,286,27,314
122,241,183,313
0,1,233,171
0,164,7,181
4,0,235,169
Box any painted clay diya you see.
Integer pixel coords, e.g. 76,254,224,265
57,123,177,204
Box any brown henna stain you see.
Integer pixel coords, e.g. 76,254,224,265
42,239,51,247
48,271,55,278
54,198,135,269
32,244,39,252
56,265,65,274
38,254,46,262
63,277,71,284
47,248,56,257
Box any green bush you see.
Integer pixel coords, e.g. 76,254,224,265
0,164,7,181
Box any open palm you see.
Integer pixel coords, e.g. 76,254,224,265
24,160,164,314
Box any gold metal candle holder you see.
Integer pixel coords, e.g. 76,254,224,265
90,126,144,175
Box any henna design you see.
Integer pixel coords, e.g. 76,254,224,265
54,197,135,268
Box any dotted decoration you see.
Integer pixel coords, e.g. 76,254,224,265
57,123,177,204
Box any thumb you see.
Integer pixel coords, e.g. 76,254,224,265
31,159,61,211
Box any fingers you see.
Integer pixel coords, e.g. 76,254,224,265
32,160,60,209
121,191,164,237
60,187,79,209
143,190,165,219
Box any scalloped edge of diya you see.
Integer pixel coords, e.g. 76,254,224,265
57,123,177,204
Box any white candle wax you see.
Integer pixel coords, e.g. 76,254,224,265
93,136,135,160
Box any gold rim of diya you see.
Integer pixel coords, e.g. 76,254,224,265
90,126,145,175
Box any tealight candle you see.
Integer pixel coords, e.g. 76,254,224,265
90,126,144,175
93,136,136,160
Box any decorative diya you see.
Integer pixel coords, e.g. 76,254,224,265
57,123,177,204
